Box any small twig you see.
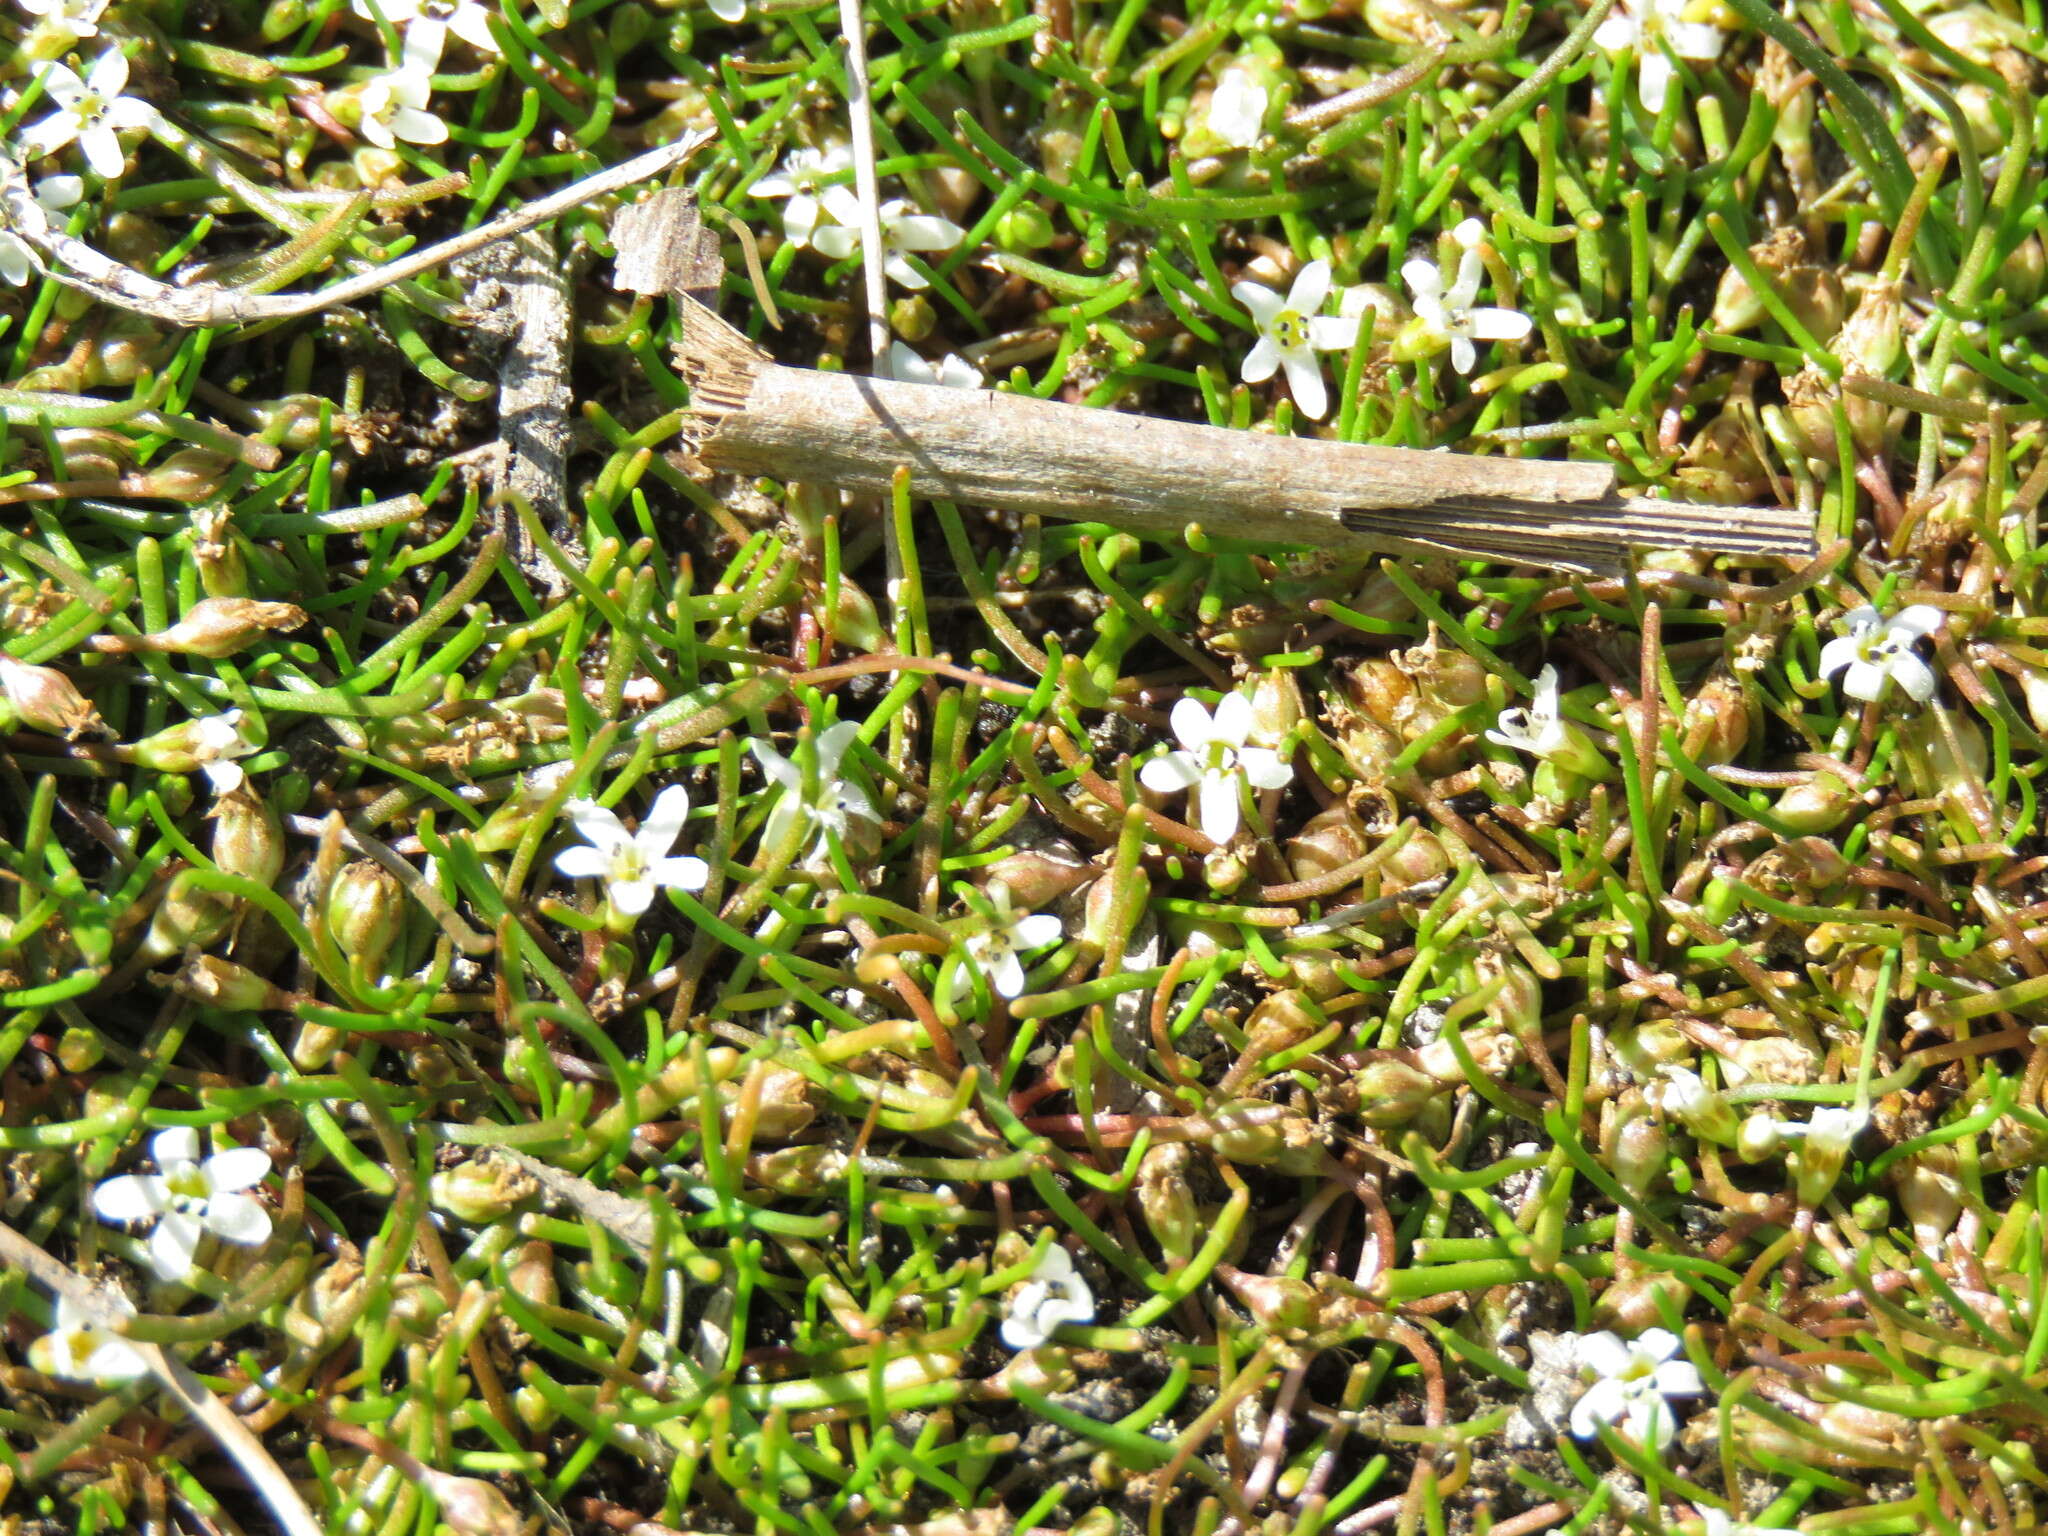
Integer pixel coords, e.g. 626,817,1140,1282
0,132,711,329
660,297,1816,576
0,1219,324,1536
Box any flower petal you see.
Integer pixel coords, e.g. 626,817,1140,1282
1593,12,1636,48
401,16,447,69
1816,634,1859,680
389,105,448,145
636,783,693,859
1623,1392,1679,1449
1892,655,1937,703
1568,1377,1627,1438
83,1335,149,1381
891,214,964,252
1842,659,1887,701
1168,695,1218,752
1400,258,1443,302
1651,1359,1705,1396
652,855,710,892
93,1174,171,1224
709,0,746,19
1469,305,1533,341
554,844,611,881
201,1147,272,1195
1635,1327,1681,1362
148,1213,204,1280
1575,1331,1632,1377
1238,746,1294,791
1013,914,1064,950
1231,280,1287,327
1667,19,1725,57
1637,51,1676,114
565,798,630,853
201,1191,272,1246
450,3,501,50
1450,335,1476,375
79,126,128,181
1240,335,1281,384
1287,260,1333,316
1139,751,1202,793
814,720,863,777
610,877,657,916
1307,314,1361,352
86,48,130,97
1890,605,1946,638
1280,345,1329,420
1198,772,1242,844
989,948,1026,998
154,1127,203,1169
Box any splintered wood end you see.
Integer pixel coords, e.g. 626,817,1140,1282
672,297,771,458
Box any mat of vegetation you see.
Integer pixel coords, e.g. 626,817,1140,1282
1,0,2045,1530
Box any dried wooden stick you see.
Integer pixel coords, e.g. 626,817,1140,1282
661,293,1814,576
0,131,711,329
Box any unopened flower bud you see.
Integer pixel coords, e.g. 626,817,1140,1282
1791,1107,1865,1204
1775,772,1856,834
147,448,234,500
747,1144,848,1196
513,1384,558,1434
1134,1143,1199,1262
1736,1110,1782,1162
418,1470,520,1536
284,1259,366,1348
119,709,254,777
324,861,405,979
1480,954,1542,1034
388,1272,447,1338
95,597,308,659
191,505,248,598
1591,1269,1691,1333
1681,671,1749,766
1610,1104,1668,1198
1246,667,1304,746
211,785,284,887
1649,1066,1741,1145
1285,805,1369,884
136,869,238,964
56,1025,104,1072
290,1020,346,1071
1893,1150,1962,1246
1210,1102,1325,1174
430,1156,538,1224
980,839,1093,911
0,652,105,738
1352,1057,1440,1127
1379,828,1449,892
1344,659,1415,731
172,954,291,1012
1218,1266,1320,1337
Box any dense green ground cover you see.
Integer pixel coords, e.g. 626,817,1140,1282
1,0,2047,1530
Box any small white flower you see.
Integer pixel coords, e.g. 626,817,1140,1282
1593,0,1730,115
16,0,106,38
887,340,982,389
192,709,256,795
352,0,499,66
1401,220,1534,375
554,784,709,918
28,1292,147,1382
92,1128,273,1282
1000,1242,1095,1349
811,188,966,291
957,882,1062,1000
1701,1507,1803,1536
1568,1327,1704,1449
750,720,878,860
1139,692,1294,845
1485,664,1568,757
357,66,447,149
1208,65,1269,150
1229,260,1361,422
0,174,82,286
749,142,853,246
1817,604,1943,704
19,53,157,181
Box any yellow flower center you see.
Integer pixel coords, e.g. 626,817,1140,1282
1272,309,1309,350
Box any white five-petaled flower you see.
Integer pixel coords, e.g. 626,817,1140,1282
811,187,966,291
887,340,982,389
0,174,81,286
352,0,501,69
957,882,1062,1000
750,719,877,860
554,784,710,918
92,1127,274,1282
357,66,447,149
999,1242,1095,1349
1593,0,1731,115
16,0,106,38
1817,604,1943,704
1401,219,1534,375
1701,1507,1803,1536
1485,664,1568,757
1230,260,1362,422
749,142,853,246
18,53,157,181
1208,65,1269,150
1568,1327,1704,1450
28,1292,147,1382
1139,692,1294,845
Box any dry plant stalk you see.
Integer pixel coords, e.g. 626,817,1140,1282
646,271,1813,576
